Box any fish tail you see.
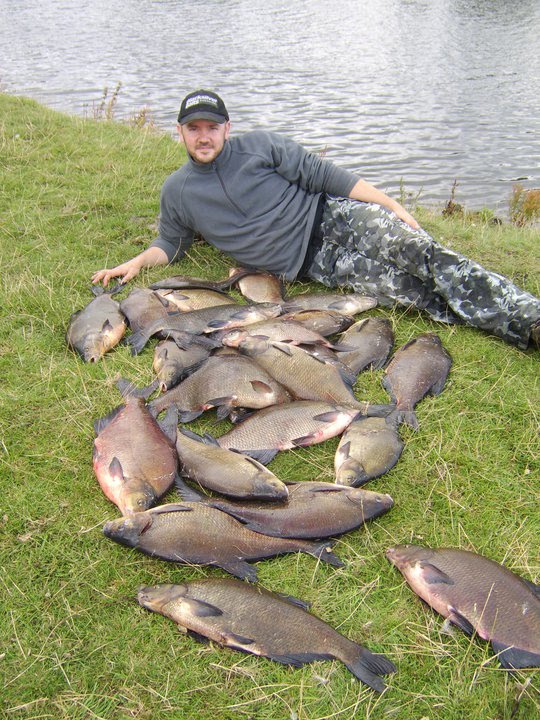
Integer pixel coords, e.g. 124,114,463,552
386,408,419,430
343,646,396,693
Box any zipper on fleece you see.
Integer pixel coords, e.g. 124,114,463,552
212,162,247,217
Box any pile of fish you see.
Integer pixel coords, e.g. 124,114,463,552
67,268,540,691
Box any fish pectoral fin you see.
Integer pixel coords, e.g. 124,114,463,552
338,440,351,460
242,449,279,465
151,503,194,515
250,380,273,394
177,409,203,422
186,629,211,644
447,608,475,637
101,318,114,333
183,598,223,617
491,640,540,670
202,431,220,446
291,434,316,447
273,342,293,356
312,411,341,423
109,457,125,482
420,562,455,585
274,592,311,611
225,632,256,647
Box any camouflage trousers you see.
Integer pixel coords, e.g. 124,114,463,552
305,196,540,348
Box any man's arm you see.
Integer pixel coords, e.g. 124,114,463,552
91,246,169,287
348,179,420,230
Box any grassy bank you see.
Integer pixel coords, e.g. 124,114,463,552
1,93,538,720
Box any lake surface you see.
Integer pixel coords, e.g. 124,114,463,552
1,0,539,214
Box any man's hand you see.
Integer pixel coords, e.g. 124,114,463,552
91,247,169,287
91,258,142,287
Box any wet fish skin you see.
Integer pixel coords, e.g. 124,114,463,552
153,340,210,391
221,319,342,351
126,302,280,354
103,502,343,581
386,545,540,670
149,268,269,291
66,288,126,362
237,337,362,407
137,578,396,691
216,400,364,464
281,309,356,337
382,333,452,429
206,481,394,539
335,416,404,487
228,266,286,304
283,292,377,315
93,397,178,514
149,354,291,421
338,317,395,375
119,288,176,334
154,287,234,312
175,427,289,500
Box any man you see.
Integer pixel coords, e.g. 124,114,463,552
92,89,539,349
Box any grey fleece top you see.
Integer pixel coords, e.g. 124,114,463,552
150,130,358,280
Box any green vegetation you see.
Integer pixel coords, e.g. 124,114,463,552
1,93,538,719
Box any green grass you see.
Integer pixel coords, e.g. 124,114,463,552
1,93,538,720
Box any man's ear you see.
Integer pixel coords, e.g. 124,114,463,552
176,124,184,143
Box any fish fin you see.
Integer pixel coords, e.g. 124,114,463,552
116,376,159,400
250,380,273,394
158,406,178,442
153,292,174,309
429,377,449,397
274,593,311,611
93,404,124,435
311,485,345,494
206,396,233,410
125,330,149,355
174,474,205,502
186,630,211,644
309,541,344,568
108,457,125,482
343,648,396,693
150,503,193,515
202,431,220,446
274,342,293,356
336,362,357,388
269,652,333,668
386,408,419,430
166,330,194,350
192,333,223,349
177,409,203,423
447,609,475,637
242,455,270,472
491,641,540,670
420,563,455,585
312,410,343,423
339,440,351,460
365,403,398,419
219,560,258,582
520,578,540,597
183,597,223,617
179,427,205,443
101,319,114,333
225,632,256,647
291,434,316,447
239,449,279,465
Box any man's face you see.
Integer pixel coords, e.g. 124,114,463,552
177,119,231,164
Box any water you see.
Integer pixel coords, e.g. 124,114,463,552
1,0,539,214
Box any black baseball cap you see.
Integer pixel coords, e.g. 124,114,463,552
178,89,229,125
